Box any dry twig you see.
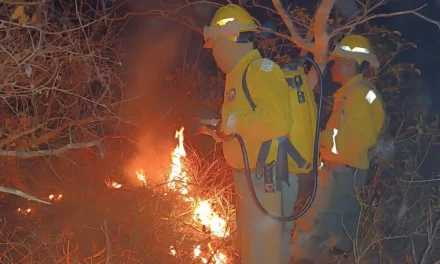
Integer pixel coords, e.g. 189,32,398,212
0,185,50,205
104,220,111,264
0,141,105,159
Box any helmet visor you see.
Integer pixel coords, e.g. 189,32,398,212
203,19,257,48
329,44,380,68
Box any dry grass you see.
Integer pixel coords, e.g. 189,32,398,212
157,143,237,263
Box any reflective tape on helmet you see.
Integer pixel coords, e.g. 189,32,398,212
365,90,377,104
216,18,235,26
340,45,370,54
331,128,339,155
203,20,256,42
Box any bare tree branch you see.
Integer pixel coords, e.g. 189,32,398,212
331,4,439,37
0,0,44,5
313,0,335,65
397,178,440,183
0,141,105,159
413,11,440,30
0,186,51,205
304,0,336,92
272,0,314,52
0,118,106,149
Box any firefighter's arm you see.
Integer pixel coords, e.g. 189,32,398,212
319,126,335,158
335,88,380,155
223,60,292,142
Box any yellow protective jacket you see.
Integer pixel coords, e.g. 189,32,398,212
221,49,292,170
320,74,385,169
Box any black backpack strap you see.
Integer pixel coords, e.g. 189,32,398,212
256,139,285,190
256,140,272,179
279,136,310,170
256,136,310,190
241,58,260,111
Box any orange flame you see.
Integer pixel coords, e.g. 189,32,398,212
194,200,229,237
168,127,189,195
105,178,122,189
17,208,32,215
135,126,229,262
193,243,227,264
169,245,177,256
136,169,147,186
48,194,63,201
208,243,227,264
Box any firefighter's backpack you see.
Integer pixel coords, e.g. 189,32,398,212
241,58,318,175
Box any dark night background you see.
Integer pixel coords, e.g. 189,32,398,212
379,0,440,112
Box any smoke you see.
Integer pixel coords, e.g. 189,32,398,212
123,132,176,186
118,0,185,185
374,135,396,162
121,19,183,123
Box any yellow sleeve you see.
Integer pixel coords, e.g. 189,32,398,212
335,88,380,155
233,61,292,142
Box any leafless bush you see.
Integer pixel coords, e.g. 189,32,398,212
0,1,125,163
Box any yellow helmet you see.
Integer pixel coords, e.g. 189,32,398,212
203,4,257,48
330,35,380,68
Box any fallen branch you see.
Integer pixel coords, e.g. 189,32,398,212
0,141,105,159
0,186,51,205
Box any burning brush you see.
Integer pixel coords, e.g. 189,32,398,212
114,127,231,263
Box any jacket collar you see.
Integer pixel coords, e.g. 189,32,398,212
227,49,262,80
334,74,364,98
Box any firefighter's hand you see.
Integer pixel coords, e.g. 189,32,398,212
214,121,234,142
194,123,228,142
208,129,224,143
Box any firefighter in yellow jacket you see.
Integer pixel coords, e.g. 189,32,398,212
291,35,385,262
203,4,298,264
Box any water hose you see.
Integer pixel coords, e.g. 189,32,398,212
235,56,324,221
